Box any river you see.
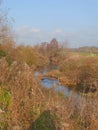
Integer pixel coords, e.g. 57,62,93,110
34,69,77,97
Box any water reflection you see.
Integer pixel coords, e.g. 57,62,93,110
41,78,72,97
34,70,79,98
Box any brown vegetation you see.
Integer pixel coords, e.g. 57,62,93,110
1,2,98,129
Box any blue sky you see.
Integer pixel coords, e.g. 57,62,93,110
1,0,98,47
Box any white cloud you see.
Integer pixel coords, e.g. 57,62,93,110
16,26,40,35
30,28,40,33
55,28,63,33
15,25,98,47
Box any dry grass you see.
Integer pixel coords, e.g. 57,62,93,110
0,55,98,130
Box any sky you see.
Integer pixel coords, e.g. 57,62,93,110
1,0,98,47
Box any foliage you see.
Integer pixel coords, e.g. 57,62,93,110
29,110,58,130
76,57,98,92
0,88,11,110
0,49,6,58
0,2,98,129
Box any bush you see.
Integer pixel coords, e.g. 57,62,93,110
0,88,11,111
0,49,7,58
76,58,98,93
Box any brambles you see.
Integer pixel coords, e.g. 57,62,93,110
0,58,8,85
0,39,98,129
76,57,98,93
0,59,68,129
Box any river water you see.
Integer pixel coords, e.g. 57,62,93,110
40,78,72,97
34,70,75,97
34,67,91,109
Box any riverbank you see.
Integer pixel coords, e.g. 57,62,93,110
42,69,76,88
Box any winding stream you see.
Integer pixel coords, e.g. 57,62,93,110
35,67,90,109
40,78,72,97
34,69,76,97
